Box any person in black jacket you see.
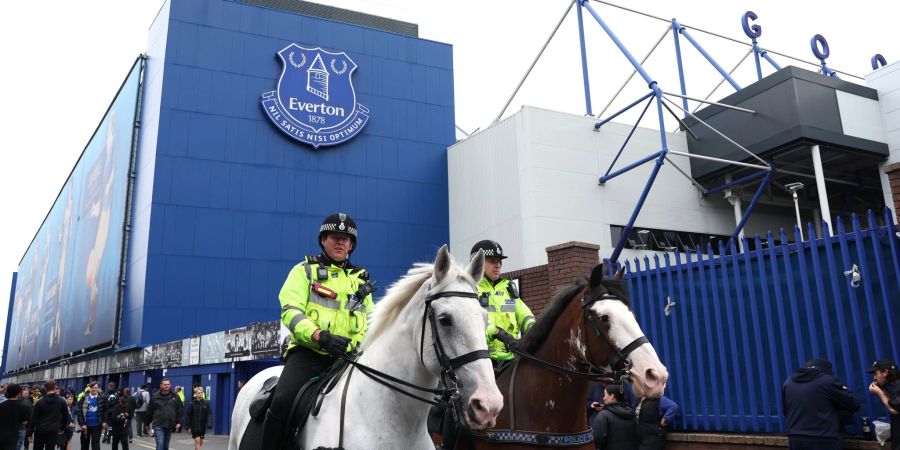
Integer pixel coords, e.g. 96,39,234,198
26,380,68,450
783,358,859,450
0,384,31,450
592,384,637,450
76,382,108,450
144,378,182,450
867,359,900,450
109,396,131,450
184,385,210,450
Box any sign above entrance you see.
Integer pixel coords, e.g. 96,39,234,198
261,44,369,148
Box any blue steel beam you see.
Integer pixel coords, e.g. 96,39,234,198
582,2,660,94
599,149,663,184
671,19,689,114
576,1,593,116
595,91,655,129
703,170,769,196
672,19,741,91
726,170,773,248
603,96,655,178
608,151,667,263
760,50,782,71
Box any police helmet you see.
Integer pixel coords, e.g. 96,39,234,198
470,240,507,260
319,213,358,253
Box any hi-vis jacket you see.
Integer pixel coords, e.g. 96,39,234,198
279,255,375,356
479,277,536,361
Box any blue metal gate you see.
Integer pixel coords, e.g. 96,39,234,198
624,209,900,433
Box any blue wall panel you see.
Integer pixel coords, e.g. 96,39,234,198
130,0,454,347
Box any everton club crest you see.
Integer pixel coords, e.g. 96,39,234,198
261,44,369,148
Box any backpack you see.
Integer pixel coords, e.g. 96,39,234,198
135,390,145,408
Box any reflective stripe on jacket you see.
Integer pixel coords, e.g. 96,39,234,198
279,255,374,355
479,278,535,361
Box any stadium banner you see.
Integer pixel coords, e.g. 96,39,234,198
7,58,144,370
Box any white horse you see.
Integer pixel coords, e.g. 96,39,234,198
230,245,503,450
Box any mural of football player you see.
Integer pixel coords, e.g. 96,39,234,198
49,187,74,350
83,112,117,335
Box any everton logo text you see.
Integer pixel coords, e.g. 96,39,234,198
261,44,369,148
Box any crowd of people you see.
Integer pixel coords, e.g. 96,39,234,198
0,378,211,450
783,358,900,450
587,381,680,450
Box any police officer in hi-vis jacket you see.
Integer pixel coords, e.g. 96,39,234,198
470,240,535,365
261,213,376,449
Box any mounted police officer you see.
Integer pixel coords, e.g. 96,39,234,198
261,212,376,450
437,240,536,449
470,240,535,366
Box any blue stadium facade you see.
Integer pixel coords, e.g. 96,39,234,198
3,0,454,433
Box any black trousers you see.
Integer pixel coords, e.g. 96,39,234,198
111,429,129,450
31,432,58,450
269,346,335,420
80,427,102,450
891,413,900,450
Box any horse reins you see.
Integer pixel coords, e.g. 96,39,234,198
335,287,490,410
473,290,649,447
507,292,648,383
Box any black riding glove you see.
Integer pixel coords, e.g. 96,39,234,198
494,328,518,348
318,331,351,358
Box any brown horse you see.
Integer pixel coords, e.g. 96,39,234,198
460,264,668,449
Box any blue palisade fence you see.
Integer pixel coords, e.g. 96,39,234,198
624,208,900,434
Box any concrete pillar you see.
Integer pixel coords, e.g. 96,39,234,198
811,145,832,234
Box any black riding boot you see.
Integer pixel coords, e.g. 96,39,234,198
261,410,287,450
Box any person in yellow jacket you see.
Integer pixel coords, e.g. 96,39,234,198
261,212,376,449
471,240,536,365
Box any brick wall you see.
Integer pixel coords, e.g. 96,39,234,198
502,241,600,317
886,162,900,221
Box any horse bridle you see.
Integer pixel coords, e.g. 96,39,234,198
507,290,647,383
336,285,490,415
580,293,649,381
419,288,491,417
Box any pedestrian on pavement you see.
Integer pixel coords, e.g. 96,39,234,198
783,358,859,450
109,396,131,450
76,381,107,450
133,385,149,439
26,380,67,450
0,384,8,403
184,385,210,450
0,385,31,450
635,393,679,450
122,389,135,444
867,359,900,450
144,378,183,450
60,394,77,450
592,383,638,450
101,383,118,444
16,386,33,450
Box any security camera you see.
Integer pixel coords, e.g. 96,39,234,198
784,182,804,193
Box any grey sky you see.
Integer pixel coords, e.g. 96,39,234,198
1,0,897,353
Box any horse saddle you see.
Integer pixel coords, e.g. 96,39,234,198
242,359,350,450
